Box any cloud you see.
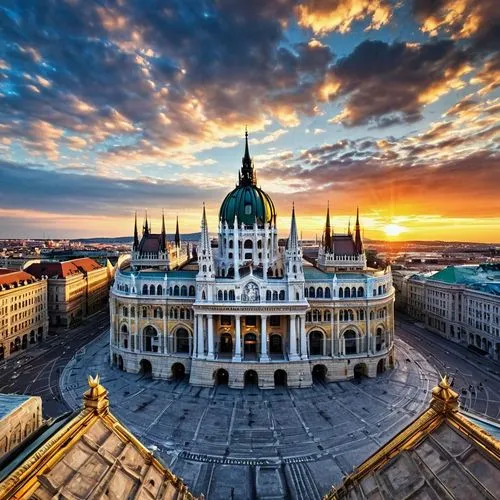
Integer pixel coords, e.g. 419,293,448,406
0,0,337,166
296,0,393,34
413,0,499,40
328,39,472,127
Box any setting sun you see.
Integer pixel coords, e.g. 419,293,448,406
384,223,406,237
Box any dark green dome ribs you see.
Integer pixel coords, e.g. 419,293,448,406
219,185,276,227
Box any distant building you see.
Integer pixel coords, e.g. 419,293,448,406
0,394,42,458
395,265,500,360
0,376,197,499
25,258,113,328
325,376,500,498
0,269,48,360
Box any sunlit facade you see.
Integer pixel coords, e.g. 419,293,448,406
110,135,395,388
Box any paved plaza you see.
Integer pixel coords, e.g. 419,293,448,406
61,334,438,499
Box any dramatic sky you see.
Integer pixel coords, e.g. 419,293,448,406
1,0,499,242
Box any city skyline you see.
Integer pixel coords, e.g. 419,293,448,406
1,0,499,242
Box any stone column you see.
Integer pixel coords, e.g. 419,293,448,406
197,314,205,359
233,314,242,361
335,310,340,356
300,314,308,360
207,314,214,359
163,307,168,354
260,315,269,361
135,306,140,352
289,315,299,360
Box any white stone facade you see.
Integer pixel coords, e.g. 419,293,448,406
109,137,395,388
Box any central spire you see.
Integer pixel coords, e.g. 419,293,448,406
240,128,256,186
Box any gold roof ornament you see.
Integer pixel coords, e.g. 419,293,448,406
83,373,109,414
430,374,459,414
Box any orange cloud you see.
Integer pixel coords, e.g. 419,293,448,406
296,0,392,34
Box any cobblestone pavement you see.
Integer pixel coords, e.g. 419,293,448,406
61,336,438,499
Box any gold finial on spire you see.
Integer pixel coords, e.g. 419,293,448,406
84,374,109,413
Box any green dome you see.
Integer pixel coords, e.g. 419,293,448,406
219,184,276,227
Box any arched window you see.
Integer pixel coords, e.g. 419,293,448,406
202,290,206,300
378,286,382,295
344,330,357,355
339,310,344,321
169,286,173,295
142,284,148,295
174,285,179,296
154,307,163,319
317,287,323,298
157,285,163,295
309,331,324,355
202,265,207,272
229,240,234,248
309,286,315,298
149,285,155,295
143,325,158,352
229,290,235,301
244,239,253,249
357,287,364,297
180,309,185,320
121,324,128,334
142,307,147,318
181,285,187,296
306,312,312,322
189,286,196,296
338,287,343,298
279,290,285,300
175,328,191,353
305,288,309,297
218,290,223,301
273,291,278,301
324,310,331,322
325,287,331,298
312,309,320,322
122,306,128,317
345,287,351,298
351,287,356,297
130,306,135,317
266,290,271,301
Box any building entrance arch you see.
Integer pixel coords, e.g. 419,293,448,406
274,369,287,387
215,368,229,385
312,364,327,382
171,362,186,380
139,359,152,377
244,369,258,386
377,359,385,374
354,363,368,379
118,355,124,371
244,333,257,355
220,332,233,354
344,330,357,355
269,334,283,354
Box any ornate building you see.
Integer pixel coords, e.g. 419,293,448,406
110,133,395,388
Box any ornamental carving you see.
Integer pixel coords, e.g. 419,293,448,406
242,282,259,302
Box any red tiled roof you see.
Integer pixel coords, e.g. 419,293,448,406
25,257,103,279
0,269,37,288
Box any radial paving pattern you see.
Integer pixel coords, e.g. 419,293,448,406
61,335,438,499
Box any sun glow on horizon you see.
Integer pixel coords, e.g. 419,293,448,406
384,223,406,238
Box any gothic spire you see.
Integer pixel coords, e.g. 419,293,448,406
354,207,363,254
133,211,139,250
200,203,212,257
324,202,332,252
287,202,299,250
240,128,256,186
161,210,166,250
143,210,149,235
175,216,181,248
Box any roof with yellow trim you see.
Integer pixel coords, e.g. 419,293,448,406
324,376,500,499
0,375,199,500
